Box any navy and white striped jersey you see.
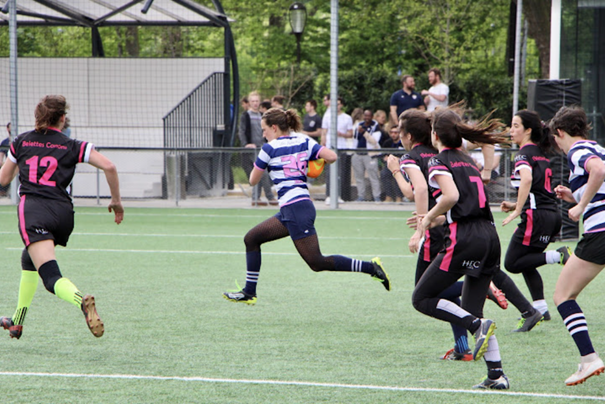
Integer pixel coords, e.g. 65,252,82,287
254,132,324,207
428,148,493,224
8,128,93,203
510,143,557,211
567,140,605,233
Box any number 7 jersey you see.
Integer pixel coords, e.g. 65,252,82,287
8,129,93,203
428,148,494,224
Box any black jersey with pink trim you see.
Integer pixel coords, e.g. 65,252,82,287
8,129,93,203
399,144,438,209
428,148,494,224
510,143,557,211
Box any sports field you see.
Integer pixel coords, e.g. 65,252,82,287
0,205,603,403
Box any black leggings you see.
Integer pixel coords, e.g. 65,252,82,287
503,240,547,301
412,254,492,331
244,216,336,272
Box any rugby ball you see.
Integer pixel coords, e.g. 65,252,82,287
307,158,325,178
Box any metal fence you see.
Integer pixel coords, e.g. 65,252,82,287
0,146,573,209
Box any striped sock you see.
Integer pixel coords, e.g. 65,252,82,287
331,256,373,274
243,251,261,296
558,300,595,356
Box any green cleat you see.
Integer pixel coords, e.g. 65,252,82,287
371,257,391,291
557,246,572,265
472,318,496,361
223,290,257,305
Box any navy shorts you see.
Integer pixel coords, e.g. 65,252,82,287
575,231,605,265
18,195,74,247
275,199,317,241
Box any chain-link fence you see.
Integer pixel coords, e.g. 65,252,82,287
0,145,572,209
58,146,564,205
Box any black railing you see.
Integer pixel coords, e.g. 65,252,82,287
163,72,227,149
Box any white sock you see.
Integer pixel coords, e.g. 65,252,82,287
484,335,501,362
545,250,560,264
533,299,548,314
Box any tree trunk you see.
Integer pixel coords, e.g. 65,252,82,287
523,0,551,78
125,26,139,57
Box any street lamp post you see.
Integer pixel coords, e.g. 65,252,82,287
288,2,307,64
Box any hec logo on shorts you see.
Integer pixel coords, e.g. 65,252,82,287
462,260,481,269
34,227,49,235
540,235,551,243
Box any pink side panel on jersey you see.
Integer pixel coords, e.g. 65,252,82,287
523,209,534,246
78,142,87,163
18,195,30,246
439,222,457,272
423,229,431,262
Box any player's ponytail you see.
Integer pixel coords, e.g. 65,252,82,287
263,107,302,134
432,108,508,148
515,109,553,154
285,109,302,132
35,95,68,132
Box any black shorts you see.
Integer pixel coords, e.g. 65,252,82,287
511,209,561,248
575,231,605,265
420,225,445,263
437,219,501,278
18,195,74,247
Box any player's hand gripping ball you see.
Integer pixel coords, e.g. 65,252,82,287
307,158,325,178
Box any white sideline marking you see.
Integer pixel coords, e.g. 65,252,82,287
4,247,411,259
0,231,408,241
72,211,409,221
0,371,602,401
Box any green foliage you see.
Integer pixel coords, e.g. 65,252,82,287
0,0,544,123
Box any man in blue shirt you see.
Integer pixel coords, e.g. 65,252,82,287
390,75,425,124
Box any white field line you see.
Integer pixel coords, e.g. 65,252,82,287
0,231,408,241
4,247,410,258
0,371,602,401
0,210,408,221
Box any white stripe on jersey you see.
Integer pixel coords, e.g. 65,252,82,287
427,170,452,189
256,133,322,206
529,193,536,209
7,150,16,164
84,143,94,163
568,140,605,233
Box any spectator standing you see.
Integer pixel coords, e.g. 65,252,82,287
380,124,404,202
271,95,286,110
390,75,425,125
301,100,322,142
352,109,382,202
421,68,449,112
238,91,277,206
259,101,271,114
321,97,353,204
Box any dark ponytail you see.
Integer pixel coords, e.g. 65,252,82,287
432,108,509,148
263,107,302,133
515,109,553,154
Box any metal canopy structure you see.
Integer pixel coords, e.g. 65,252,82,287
0,0,233,27
0,0,239,145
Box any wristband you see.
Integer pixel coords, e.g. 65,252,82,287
392,170,400,177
